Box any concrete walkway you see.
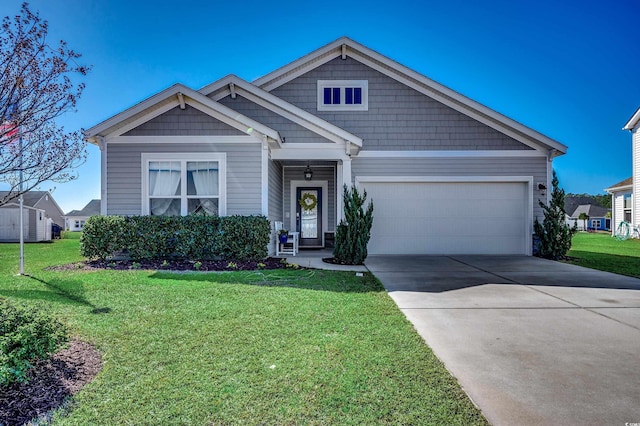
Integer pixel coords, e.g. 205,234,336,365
365,255,640,425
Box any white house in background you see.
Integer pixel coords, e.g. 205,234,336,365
85,37,568,255
0,191,65,242
64,199,101,231
606,106,640,236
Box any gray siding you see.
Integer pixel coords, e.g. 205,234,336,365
106,142,262,216
272,57,531,151
28,209,36,241
352,156,547,220
283,166,336,232
268,159,283,222
34,196,64,226
218,95,331,144
124,105,245,136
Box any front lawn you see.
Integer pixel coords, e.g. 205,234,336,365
0,240,486,425
565,232,640,278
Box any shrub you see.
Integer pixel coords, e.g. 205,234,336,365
218,216,271,260
80,214,270,261
0,298,68,387
80,215,126,259
534,171,575,259
333,185,374,265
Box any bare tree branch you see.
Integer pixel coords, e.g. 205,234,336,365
0,2,90,206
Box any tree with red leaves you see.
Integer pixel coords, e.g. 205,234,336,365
0,2,89,206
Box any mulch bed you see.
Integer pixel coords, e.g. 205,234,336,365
0,340,102,426
47,257,289,272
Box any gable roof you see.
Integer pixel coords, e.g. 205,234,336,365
200,75,362,149
564,196,602,216
569,204,610,218
85,84,282,145
605,176,633,193
0,190,60,210
251,37,567,156
65,199,101,217
623,106,640,131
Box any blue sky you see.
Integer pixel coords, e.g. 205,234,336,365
3,0,640,212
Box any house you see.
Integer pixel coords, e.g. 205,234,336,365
85,37,567,255
606,107,640,236
566,204,611,231
0,190,65,242
64,199,101,231
605,177,633,234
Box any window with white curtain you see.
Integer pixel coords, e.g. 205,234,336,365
143,153,226,216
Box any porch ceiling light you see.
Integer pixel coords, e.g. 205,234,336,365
304,163,313,181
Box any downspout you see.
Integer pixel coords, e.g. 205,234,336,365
97,136,107,215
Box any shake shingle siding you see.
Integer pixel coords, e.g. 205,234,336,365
271,57,530,151
106,142,262,215
124,105,245,136
218,95,331,144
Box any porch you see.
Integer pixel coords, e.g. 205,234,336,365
274,160,345,250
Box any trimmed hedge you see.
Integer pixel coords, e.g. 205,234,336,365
0,298,69,387
80,215,270,261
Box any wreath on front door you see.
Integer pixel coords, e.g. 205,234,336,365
299,192,318,211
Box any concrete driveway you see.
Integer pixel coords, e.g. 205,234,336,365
365,255,640,425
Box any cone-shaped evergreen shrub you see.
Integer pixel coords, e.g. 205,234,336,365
333,185,374,265
534,171,575,259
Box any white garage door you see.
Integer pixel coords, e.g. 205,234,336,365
361,181,529,255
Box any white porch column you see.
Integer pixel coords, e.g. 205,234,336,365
98,136,107,215
338,158,352,222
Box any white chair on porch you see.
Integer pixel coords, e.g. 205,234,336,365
274,221,299,256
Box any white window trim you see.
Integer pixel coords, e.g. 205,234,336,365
141,152,227,216
317,80,368,111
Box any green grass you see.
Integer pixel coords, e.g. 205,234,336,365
61,231,82,239
0,240,486,425
565,232,640,278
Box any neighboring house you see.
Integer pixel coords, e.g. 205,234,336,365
606,177,634,234
64,199,101,231
606,106,640,236
85,37,567,255
566,204,611,231
0,191,65,242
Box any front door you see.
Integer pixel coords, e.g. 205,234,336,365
296,187,322,247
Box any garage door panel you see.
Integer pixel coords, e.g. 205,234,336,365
362,181,528,255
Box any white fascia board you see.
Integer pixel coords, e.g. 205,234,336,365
176,86,281,143
270,144,349,161
246,36,566,155
203,76,363,147
252,38,349,90
107,136,259,144
356,150,547,158
103,100,179,139
605,184,633,193
234,85,362,147
86,82,281,145
348,50,567,155
86,84,188,142
623,106,640,131
198,74,240,98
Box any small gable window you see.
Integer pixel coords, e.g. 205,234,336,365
317,80,368,111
